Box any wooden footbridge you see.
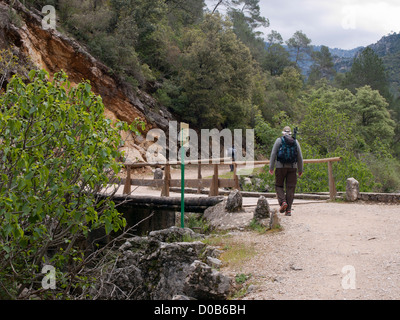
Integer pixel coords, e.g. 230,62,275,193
120,157,342,201
107,157,341,234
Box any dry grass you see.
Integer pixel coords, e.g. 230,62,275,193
203,234,257,268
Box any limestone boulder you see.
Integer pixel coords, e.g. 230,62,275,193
253,196,270,221
269,209,281,230
346,178,360,202
225,190,243,213
154,168,163,180
93,227,232,300
120,147,145,164
183,260,232,300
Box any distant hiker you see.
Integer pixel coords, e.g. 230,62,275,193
227,145,237,172
269,126,303,216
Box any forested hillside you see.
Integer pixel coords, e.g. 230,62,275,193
332,33,400,100
4,0,400,192
369,33,400,100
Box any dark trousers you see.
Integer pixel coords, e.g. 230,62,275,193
230,156,235,172
275,168,297,211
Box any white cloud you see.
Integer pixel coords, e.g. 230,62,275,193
205,0,400,49
343,1,400,34
260,0,400,49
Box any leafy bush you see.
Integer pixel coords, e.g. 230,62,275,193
254,112,280,153
300,100,356,154
250,144,377,194
361,139,400,192
295,146,377,193
0,70,138,299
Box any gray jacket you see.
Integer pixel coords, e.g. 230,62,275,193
269,137,304,173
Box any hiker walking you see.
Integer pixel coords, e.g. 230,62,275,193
227,145,237,172
269,126,303,216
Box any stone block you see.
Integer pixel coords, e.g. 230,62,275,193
346,178,359,202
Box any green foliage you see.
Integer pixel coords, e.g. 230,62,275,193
263,43,293,76
253,83,397,193
341,47,392,102
248,219,266,234
295,145,377,193
355,86,395,144
235,273,252,284
227,0,269,64
301,100,356,154
165,13,255,129
360,139,400,192
254,112,280,153
165,0,205,27
303,85,396,152
297,85,399,192
308,46,336,84
286,30,312,65
260,67,304,122
1,48,35,90
0,49,20,89
0,70,138,299
186,213,211,234
251,145,377,194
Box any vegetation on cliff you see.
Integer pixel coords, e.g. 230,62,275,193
4,0,400,192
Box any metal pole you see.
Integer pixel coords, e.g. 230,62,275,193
180,123,189,228
181,144,185,228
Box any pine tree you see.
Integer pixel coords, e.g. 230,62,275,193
286,30,312,65
308,46,336,84
343,47,392,103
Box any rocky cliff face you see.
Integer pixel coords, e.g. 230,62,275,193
0,0,174,159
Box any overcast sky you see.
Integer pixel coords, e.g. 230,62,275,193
206,0,400,50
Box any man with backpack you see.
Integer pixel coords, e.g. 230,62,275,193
227,145,237,172
269,126,303,216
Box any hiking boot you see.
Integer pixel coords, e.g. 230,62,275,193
279,202,288,213
285,211,292,216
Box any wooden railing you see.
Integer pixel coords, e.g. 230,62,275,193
122,158,234,197
121,157,342,200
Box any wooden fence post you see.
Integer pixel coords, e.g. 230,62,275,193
197,162,202,194
233,163,240,190
209,164,219,196
161,164,171,197
123,165,131,195
327,161,337,201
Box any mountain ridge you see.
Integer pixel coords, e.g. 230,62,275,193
276,32,400,97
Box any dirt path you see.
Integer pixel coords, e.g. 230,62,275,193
125,165,400,300
222,202,400,300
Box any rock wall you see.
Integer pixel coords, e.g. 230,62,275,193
346,179,400,203
358,193,400,203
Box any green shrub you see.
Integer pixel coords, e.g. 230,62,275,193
361,146,400,193
251,145,377,194
294,146,377,193
0,70,140,299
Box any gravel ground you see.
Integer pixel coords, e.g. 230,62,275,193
120,164,400,300
221,202,400,300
